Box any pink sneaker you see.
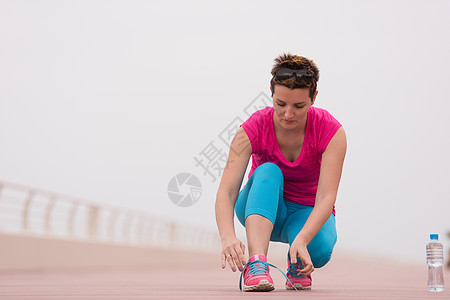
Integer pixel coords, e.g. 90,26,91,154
285,252,312,290
239,255,274,292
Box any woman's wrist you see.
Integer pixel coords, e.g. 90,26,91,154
294,233,310,246
220,233,236,243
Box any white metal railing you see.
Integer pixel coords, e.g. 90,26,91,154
0,181,220,252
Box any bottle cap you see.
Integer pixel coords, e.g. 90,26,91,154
430,234,439,240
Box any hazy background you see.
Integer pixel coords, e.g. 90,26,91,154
1,0,449,263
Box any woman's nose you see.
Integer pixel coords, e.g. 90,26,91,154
285,108,294,118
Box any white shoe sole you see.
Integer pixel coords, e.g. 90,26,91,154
285,283,312,290
243,280,275,292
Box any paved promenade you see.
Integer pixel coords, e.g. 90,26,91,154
1,250,449,299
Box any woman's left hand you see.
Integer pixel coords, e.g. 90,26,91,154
289,238,314,276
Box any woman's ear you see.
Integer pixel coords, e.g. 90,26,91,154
311,90,318,105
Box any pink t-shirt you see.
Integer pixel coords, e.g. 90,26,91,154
240,106,342,214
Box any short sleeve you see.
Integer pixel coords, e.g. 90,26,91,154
318,111,342,154
240,111,263,154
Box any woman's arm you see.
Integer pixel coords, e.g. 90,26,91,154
290,126,347,275
215,126,252,272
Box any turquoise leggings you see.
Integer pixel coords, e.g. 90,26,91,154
235,162,337,268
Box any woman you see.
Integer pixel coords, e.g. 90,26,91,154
215,53,347,292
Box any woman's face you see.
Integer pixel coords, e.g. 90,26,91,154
272,84,317,131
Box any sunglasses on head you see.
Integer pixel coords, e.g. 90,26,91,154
274,68,314,81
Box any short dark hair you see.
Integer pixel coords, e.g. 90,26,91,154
270,53,320,99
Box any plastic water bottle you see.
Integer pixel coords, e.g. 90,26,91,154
426,234,445,292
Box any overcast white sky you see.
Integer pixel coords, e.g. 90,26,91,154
1,0,449,263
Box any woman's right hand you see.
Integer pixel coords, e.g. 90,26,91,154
221,237,246,272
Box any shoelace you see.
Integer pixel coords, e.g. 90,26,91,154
239,260,300,292
287,262,306,279
287,251,306,279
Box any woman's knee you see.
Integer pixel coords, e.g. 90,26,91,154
308,234,336,268
253,162,283,183
310,247,333,268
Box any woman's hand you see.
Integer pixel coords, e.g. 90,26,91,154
221,237,246,272
289,238,314,276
